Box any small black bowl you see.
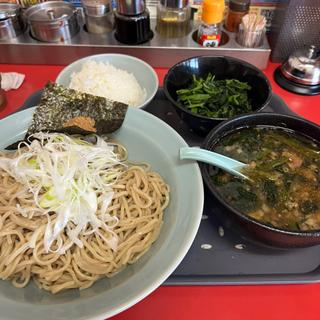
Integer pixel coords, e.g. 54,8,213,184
163,56,272,135
201,112,320,248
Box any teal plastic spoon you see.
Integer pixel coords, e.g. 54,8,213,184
180,146,249,180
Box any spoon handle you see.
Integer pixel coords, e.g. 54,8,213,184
180,147,248,180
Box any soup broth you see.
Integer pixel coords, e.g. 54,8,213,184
211,126,320,231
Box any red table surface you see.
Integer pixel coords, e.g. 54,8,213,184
0,62,320,320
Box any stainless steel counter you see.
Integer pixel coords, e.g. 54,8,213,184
0,20,271,69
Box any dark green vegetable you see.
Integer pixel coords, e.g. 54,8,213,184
219,181,259,213
300,201,318,214
176,74,252,118
283,172,294,190
263,180,278,206
236,187,259,213
267,130,320,159
256,158,288,172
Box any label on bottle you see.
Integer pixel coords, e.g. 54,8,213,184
198,34,221,47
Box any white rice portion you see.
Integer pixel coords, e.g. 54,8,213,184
69,60,147,107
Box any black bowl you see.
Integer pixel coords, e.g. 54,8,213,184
201,112,320,248
163,56,272,135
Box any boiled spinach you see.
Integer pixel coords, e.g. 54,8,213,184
176,74,252,118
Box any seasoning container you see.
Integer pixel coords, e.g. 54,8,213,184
25,1,79,43
225,0,250,32
156,0,191,38
197,0,224,47
82,0,113,34
0,3,25,40
114,0,153,44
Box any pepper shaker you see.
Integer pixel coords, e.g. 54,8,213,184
114,0,153,44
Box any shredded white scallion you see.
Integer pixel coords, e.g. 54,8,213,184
0,132,126,254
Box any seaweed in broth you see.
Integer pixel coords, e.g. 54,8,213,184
211,126,320,231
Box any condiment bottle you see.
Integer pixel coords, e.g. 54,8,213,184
156,0,191,38
197,0,224,47
225,0,250,32
81,0,114,34
114,0,153,44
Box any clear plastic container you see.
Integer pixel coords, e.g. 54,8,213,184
236,23,265,47
156,0,191,38
197,21,222,47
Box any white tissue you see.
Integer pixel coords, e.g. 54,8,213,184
0,72,25,91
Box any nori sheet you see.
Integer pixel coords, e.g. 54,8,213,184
27,82,129,136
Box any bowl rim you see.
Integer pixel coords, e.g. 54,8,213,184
0,106,204,319
201,111,320,238
55,53,159,109
163,55,273,121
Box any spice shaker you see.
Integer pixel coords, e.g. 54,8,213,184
225,0,250,32
197,0,224,47
114,0,153,44
156,0,191,38
82,0,114,34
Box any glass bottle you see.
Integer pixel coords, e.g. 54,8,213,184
197,0,224,47
114,0,153,44
225,0,250,32
156,0,191,38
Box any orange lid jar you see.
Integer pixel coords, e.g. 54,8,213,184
197,0,225,47
201,0,225,24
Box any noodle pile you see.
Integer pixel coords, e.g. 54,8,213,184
0,137,169,294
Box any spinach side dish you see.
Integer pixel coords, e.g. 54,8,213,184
176,74,252,118
210,126,320,231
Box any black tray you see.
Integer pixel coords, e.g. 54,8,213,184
20,89,320,285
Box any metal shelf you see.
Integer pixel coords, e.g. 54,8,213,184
0,20,270,69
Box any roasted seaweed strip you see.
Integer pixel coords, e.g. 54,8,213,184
27,82,128,136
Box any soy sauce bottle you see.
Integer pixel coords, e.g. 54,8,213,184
114,0,153,44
